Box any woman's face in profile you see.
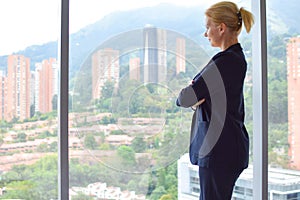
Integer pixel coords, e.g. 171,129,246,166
204,16,222,48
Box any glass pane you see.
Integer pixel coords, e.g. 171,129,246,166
69,1,253,200
267,0,300,199
0,0,59,199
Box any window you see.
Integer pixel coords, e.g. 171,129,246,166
68,1,258,199
1,0,293,199
68,1,211,199
0,0,59,199
267,0,300,199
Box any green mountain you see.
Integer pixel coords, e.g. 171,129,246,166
0,2,299,77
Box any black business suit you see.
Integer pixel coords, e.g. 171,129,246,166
176,43,249,200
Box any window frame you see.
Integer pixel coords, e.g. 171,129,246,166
58,0,69,199
252,0,268,199
57,0,269,199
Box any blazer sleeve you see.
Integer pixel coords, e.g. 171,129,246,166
176,84,199,108
176,68,210,108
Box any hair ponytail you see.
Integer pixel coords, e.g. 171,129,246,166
205,1,255,34
240,7,255,33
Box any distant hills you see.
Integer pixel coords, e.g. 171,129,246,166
0,1,299,77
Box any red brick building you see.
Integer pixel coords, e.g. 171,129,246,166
35,58,58,113
287,36,300,169
4,55,31,121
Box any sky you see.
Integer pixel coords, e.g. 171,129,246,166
0,0,244,56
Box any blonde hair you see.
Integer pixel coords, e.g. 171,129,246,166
205,1,254,34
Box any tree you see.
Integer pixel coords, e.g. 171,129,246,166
52,94,58,111
36,143,49,152
117,145,136,166
72,193,94,200
149,186,167,200
157,169,166,188
127,179,138,191
111,130,124,135
165,174,177,191
131,136,146,153
49,141,58,152
99,143,111,150
84,134,98,150
100,116,116,124
160,194,173,200
30,104,35,118
2,155,58,199
37,130,52,139
1,180,35,199
101,81,115,100
17,132,27,142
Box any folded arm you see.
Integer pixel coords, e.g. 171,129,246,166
176,83,205,108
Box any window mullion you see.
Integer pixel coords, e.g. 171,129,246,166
58,0,69,199
252,0,268,199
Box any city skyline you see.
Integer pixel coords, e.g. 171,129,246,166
0,1,297,199
0,55,58,121
91,26,187,99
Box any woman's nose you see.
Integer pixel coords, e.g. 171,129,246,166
204,32,207,37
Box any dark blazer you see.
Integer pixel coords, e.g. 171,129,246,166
176,43,249,170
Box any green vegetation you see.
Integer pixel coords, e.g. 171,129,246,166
132,136,147,153
0,33,293,199
117,145,136,165
84,134,98,150
0,155,58,200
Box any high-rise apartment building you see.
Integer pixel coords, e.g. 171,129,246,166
143,25,167,84
129,57,140,81
35,58,58,113
0,71,7,120
287,36,300,170
30,72,35,108
176,38,186,74
6,55,31,121
92,48,120,100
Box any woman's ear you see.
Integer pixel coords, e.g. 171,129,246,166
219,23,226,34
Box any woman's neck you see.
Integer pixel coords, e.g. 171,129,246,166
221,37,238,51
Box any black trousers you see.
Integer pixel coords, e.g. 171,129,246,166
198,166,243,200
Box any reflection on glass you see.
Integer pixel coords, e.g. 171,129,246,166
2,0,299,199
69,1,254,200
70,26,208,199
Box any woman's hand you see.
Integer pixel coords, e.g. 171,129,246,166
191,98,205,110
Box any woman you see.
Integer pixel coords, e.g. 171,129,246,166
176,1,254,199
